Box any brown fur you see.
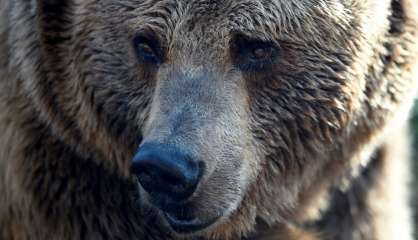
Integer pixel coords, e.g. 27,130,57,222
0,0,417,239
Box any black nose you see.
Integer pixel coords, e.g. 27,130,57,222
131,143,202,201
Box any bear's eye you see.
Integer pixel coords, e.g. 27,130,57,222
251,47,275,61
133,35,163,65
232,36,279,71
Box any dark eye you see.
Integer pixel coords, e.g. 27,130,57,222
232,36,279,71
133,35,163,64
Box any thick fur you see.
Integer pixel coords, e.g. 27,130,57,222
0,0,418,239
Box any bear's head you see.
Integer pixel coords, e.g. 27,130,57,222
24,0,417,238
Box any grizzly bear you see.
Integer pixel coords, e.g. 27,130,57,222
0,0,417,239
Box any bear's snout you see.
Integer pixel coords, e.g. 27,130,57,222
131,143,203,202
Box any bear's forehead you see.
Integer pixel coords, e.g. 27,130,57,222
92,0,350,44
123,0,318,20
96,0,335,25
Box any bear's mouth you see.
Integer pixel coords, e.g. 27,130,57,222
158,199,222,234
163,210,221,234
137,180,223,235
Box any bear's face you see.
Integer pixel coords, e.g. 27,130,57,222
35,0,395,238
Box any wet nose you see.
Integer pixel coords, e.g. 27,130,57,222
131,143,202,201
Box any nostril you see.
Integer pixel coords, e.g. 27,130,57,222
131,143,202,201
136,163,154,181
161,170,185,187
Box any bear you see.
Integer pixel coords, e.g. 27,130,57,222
0,0,417,239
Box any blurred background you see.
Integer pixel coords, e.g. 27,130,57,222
410,102,418,239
